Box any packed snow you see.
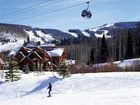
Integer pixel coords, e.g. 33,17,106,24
66,31,78,38
0,30,56,53
116,58,140,68
0,31,25,52
93,58,140,69
25,31,43,44
95,30,111,38
0,40,24,52
0,32,22,43
103,23,114,27
89,28,98,32
0,72,140,105
82,31,91,37
36,31,55,42
89,26,112,38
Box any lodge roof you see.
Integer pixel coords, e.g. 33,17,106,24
48,48,65,57
39,44,55,47
7,47,20,57
26,43,55,48
8,45,65,64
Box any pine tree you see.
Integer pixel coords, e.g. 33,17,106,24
23,64,30,74
58,61,70,79
5,60,20,82
32,62,37,72
125,30,133,59
100,34,109,63
137,39,140,57
90,48,95,64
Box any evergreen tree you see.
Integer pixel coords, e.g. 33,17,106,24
100,34,109,63
22,64,30,74
89,48,95,64
137,39,140,57
125,30,133,59
5,60,20,82
58,61,70,79
33,62,37,71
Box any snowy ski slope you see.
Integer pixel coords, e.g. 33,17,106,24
0,72,140,105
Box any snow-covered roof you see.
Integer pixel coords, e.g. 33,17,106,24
26,43,55,48
0,58,5,65
7,47,20,57
26,43,37,48
48,48,64,57
39,43,55,47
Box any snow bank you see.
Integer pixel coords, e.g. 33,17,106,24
115,58,140,68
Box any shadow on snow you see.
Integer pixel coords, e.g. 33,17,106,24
0,81,5,85
23,76,61,96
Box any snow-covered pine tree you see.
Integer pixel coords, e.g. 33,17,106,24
5,60,20,82
58,61,70,79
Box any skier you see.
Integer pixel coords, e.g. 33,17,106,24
47,82,52,97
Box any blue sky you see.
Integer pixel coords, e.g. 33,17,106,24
0,0,140,30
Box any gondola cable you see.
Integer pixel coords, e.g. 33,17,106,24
6,0,94,23
10,2,87,23
0,0,62,18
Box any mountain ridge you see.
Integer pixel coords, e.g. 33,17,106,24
0,21,140,52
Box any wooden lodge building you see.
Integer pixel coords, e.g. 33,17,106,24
9,43,67,71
